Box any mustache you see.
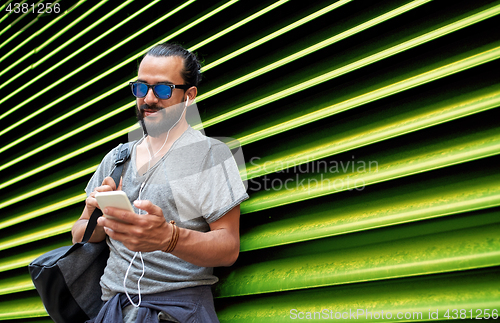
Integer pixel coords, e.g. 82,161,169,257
139,103,162,112
136,104,162,125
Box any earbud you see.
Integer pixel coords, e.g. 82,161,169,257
185,97,190,107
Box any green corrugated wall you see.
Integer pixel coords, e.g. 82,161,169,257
0,0,499,321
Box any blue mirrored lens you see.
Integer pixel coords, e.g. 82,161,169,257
154,84,172,99
133,83,148,97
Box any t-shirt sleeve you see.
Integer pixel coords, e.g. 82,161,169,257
196,141,249,223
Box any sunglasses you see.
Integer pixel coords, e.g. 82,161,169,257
129,81,190,100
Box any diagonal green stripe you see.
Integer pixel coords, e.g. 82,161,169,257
0,0,28,27
216,268,500,321
2,45,497,193
0,0,111,81
0,0,278,163
0,219,74,251
0,0,191,122
201,3,500,127
0,166,96,227
0,241,69,273
0,0,44,50
0,1,87,64
0,0,231,139
0,102,134,172
197,0,430,102
0,275,33,295
0,125,135,191
218,223,500,297
0,0,353,158
0,296,46,320
201,0,352,71
234,45,500,151
242,128,500,214
0,194,86,233
243,89,500,179
190,0,290,51
0,0,14,12
241,173,500,251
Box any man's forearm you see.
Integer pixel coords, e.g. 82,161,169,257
97,202,241,266
170,227,239,267
71,206,106,244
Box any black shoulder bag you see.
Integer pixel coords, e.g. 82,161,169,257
29,142,133,323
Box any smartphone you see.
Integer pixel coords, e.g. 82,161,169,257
95,191,134,223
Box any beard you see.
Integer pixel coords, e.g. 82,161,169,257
136,101,185,138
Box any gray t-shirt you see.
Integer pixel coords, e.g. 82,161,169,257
85,127,248,300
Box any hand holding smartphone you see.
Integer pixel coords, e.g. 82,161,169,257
95,191,134,223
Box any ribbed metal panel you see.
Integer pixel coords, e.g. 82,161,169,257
0,0,499,321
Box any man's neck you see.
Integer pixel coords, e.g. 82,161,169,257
145,119,189,155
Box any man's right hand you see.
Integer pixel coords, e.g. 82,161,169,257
71,176,122,244
85,176,122,213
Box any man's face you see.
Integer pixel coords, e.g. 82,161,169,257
136,55,187,137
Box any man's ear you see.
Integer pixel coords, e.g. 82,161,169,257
186,86,197,101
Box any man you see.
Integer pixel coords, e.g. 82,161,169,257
71,43,248,322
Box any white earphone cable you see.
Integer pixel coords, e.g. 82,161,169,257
123,97,189,308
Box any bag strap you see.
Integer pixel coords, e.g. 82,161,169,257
81,142,134,243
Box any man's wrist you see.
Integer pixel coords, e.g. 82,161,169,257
163,221,179,253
